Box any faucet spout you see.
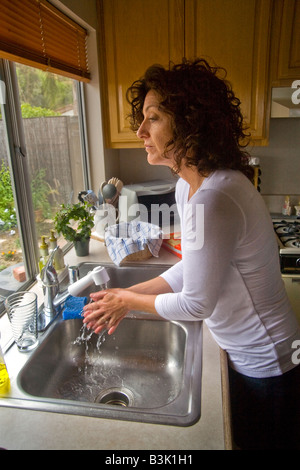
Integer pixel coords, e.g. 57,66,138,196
38,247,65,331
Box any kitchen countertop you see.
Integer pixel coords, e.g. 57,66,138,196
0,240,225,450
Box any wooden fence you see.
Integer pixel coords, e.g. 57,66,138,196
0,116,83,205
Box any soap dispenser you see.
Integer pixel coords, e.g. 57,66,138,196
49,230,65,272
38,236,49,273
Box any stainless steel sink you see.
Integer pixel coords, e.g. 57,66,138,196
4,263,202,426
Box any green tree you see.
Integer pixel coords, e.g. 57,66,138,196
1,64,74,119
21,103,60,118
16,64,73,112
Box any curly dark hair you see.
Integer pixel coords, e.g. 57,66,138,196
126,58,253,180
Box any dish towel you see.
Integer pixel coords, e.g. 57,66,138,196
105,221,163,266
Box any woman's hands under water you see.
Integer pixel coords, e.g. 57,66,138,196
82,276,172,335
83,289,129,335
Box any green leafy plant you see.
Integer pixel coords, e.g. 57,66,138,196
0,161,17,231
53,202,94,242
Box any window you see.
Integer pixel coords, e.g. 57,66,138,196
0,59,89,315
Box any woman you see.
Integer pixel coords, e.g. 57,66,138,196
83,59,300,449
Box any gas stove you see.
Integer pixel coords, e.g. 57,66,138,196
273,219,300,252
273,219,300,273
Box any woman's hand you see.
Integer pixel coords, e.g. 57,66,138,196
82,276,168,335
83,289,129,335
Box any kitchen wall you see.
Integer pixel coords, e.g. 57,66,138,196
251,118,300,213
118,148,175,184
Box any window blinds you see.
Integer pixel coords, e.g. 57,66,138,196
0,0,90,81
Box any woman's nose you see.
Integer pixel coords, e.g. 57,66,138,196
136,121,148,139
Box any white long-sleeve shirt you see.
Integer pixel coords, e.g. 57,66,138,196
155,170,300,378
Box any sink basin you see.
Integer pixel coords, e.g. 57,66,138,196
13,263,202,426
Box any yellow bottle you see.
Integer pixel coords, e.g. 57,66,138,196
0,363,10,395
0,334,10,396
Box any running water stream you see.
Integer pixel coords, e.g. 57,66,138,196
73,322,107,373
55,300,124,402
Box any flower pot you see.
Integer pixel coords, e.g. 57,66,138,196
74,238,90,257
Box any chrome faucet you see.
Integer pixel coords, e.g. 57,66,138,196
37,252,110,332
38,247,69,331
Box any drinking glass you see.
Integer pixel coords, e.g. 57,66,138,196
5,292,38,352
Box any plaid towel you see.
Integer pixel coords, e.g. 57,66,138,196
105,221,163,266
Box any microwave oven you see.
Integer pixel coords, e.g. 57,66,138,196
118,179,179,229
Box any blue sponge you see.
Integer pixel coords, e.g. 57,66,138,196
63,296,88,320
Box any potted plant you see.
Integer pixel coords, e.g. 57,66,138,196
53,201,94,256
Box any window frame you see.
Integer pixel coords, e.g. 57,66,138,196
0,58,91,317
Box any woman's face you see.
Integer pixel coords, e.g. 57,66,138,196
136,90,175,167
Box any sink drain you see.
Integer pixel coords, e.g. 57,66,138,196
95,387,134,407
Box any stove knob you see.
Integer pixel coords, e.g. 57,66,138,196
296,258,300,267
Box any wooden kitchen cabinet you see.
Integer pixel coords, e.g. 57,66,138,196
99,0,272,148
99,0,184,148
184,0,272,145
270,0,300,86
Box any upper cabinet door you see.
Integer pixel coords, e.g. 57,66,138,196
184,0,272,145
270,0,300,86
100,0,184,148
